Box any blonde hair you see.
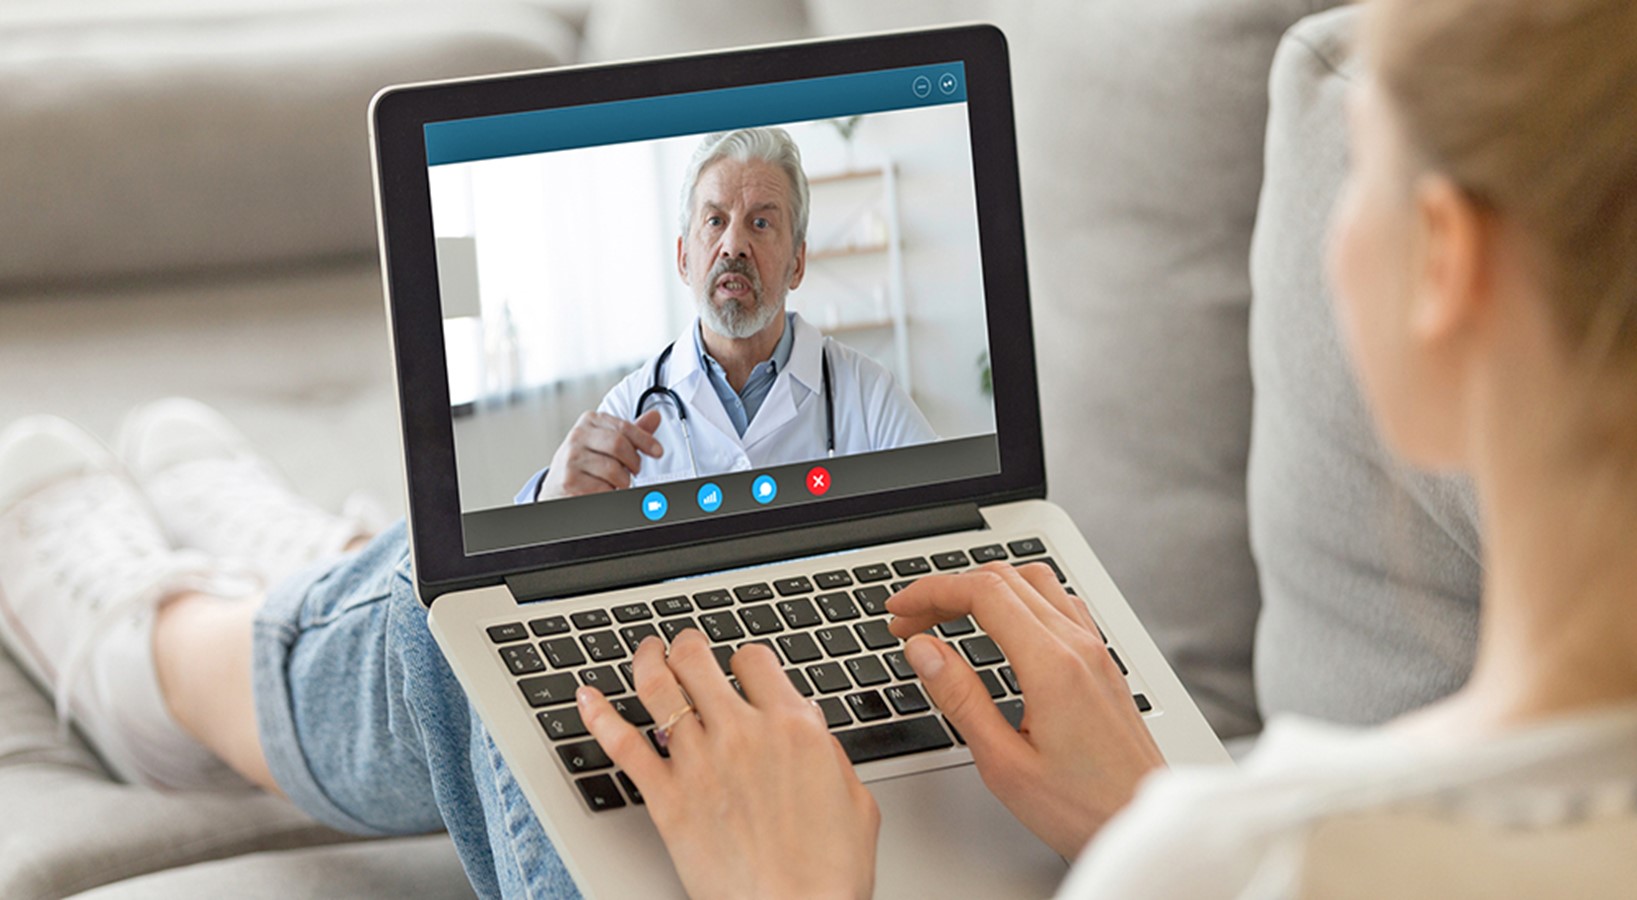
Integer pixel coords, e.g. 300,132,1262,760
1369,0,1637,443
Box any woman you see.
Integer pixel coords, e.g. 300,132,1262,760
576,0,1637,895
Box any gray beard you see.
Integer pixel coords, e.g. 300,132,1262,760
695,261,781,339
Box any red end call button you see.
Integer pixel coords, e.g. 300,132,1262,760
806,466,831,496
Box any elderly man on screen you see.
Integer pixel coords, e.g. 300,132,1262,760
519,127,936,502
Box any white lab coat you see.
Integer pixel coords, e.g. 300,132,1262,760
598,313,936,486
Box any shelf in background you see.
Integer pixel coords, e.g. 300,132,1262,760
808,242,888,261
824,316,895,334
808,167,892,186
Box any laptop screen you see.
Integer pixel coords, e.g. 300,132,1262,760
428,63,997,554
374,26,1041,595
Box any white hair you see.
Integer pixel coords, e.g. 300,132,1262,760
678,127,810,249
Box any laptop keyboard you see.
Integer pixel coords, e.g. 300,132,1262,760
484,537,1154,813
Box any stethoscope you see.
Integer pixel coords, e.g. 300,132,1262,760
634,340,834,479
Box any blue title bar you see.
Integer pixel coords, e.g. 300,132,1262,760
425,62,967,166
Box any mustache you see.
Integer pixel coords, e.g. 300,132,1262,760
708,257,761,292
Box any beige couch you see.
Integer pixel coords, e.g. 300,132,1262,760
2,1,1391,895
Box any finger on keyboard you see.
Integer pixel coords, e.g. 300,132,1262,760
1011,562,1097,634
730,640,804,709
663,629,742,716
578,685,666,796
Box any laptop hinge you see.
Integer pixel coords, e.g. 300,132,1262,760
504,502,985,603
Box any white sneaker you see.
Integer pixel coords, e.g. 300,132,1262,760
117,398,380,588
0,415,252,790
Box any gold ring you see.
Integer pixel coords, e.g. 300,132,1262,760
653,702,696,749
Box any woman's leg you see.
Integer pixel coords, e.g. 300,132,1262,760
153,591,278,793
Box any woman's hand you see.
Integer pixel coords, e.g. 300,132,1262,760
579,629,880,900
886,562,1164,859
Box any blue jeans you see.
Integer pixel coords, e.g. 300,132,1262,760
250,521,581,899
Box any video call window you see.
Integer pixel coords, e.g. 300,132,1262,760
426,65,998,545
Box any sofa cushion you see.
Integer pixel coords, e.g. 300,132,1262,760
1248,7,1482,725
68,833,471,900
0,1,577,288
1004,0,1347,740
0,644,372,900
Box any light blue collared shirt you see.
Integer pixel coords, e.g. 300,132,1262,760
697,312,796,437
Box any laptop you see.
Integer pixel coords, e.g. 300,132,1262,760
370,24,1229,898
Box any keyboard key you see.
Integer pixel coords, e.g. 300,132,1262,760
738,604,784,636
694,589,733,610
611,696,652,726
576,774,626,811
518,673,579,707
1109,647,1128,675
936,616,976,638
977,668,1006,699
558,739,613,773
1013,557,1067,583
528,615,569,637
834,716,954,764
999,665,1020,695
806,662,851,694
540,637,586,669
612,602,652,623
711,644,735,675
653,596,692,616
816,696,852,728
616,771,645,805
785,668,814,696
816,592,860,622
777,597,822,629
931,551,969,570
486,622,528,643
891,557,931,577
580,630,627,662
814,570,854,589
619,661,635,690
538,707,588,740
846,690,892,722
854,620,899,651
959,635,1006,667
699,612,745,643
733,583,774,603
659,617,699,642
969,544,1007,563
883,650,915,681
773,576,813,597
890,580,917,593
619,623,661,652
885,683,931,715
853,585,892,616
579,666,625,697
852,563,892,583
499,643,546,676
1134,693,1152,713
776,632,822,664
996,699,1025,730
816,627,862,658
570,610,612,629
846,656,891,687
1007,538,1047,557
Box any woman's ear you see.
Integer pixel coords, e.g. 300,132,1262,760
1410,174,1490,345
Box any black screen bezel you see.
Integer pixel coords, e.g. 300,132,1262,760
372,24,1042,601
